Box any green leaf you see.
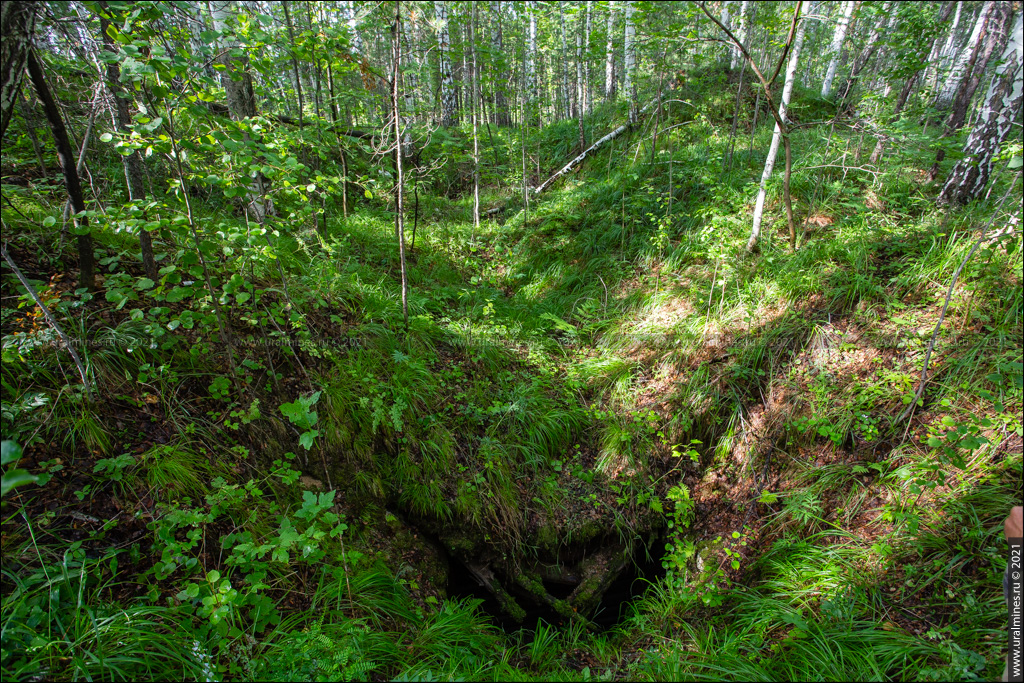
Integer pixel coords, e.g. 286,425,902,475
364,189,372,199
298,430,319,450
100,132,114,143
1,441,23,467
1,469,37,497
42,216,56,227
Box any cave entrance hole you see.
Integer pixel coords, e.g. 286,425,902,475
445,537,668,635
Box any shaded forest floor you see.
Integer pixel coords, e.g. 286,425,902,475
2,81,1022,681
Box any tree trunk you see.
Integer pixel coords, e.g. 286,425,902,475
559,1,571,120
1,2,34,141
623,1,636,122
605,1,616,101
748,1,812,253
576,7,586,149
99,9,157,281
719,2,732,64
532,98,658,196
209,0,271,223
938,12,1023,206
584,3,591,115
944,1,1010,133
821,0,856,98
393,1,409,332
435,1,457,127
730,1,750,71
25,50,95,291
491,2,509,126
527,1,538,126
935,0,993,110
471,2,480,232
836,2,892,108
281,0,305,129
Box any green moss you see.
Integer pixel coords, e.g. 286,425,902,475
495,588,527,623
535,522,560,554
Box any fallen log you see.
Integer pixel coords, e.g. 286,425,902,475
531,99,659,196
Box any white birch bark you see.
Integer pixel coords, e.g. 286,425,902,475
471,2,480,230
720,2,732,64
584,3,591,114
730,1,749,71
940,0,964,62
748,2,813,252
605,0,616,100
435,1,457,127
623,0,636,122
939,11,1023,205
935,0,993,109
559,1,571,120
821,0,856,98
576,8,584,117
527,0,538,120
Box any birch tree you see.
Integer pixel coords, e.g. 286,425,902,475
836,2,893,106
719,2,732,64
943,1,1011,133
471,2,480,231
491,1,509,126
559,2,572,120
820,0,856,98
605,1,616,101
393,1,409,331
527,1,538,124
623,0,636,122
435,1,457,127
730,1,750,71
935,0,993,110
748,2,813,252
576,5,586,148
584,3,592,114
938,11,1023,206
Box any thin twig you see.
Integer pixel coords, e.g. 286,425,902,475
896,178,1021,430
1,236,92,400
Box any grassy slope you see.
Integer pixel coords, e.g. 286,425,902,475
1,78,1021,681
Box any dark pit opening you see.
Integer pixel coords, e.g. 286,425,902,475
542,580,575,601
446,537,667,634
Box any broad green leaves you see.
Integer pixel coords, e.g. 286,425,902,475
280,391,321,450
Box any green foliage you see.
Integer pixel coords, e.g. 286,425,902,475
1,441,36,497
280,391,322,450
2,4,1022,681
